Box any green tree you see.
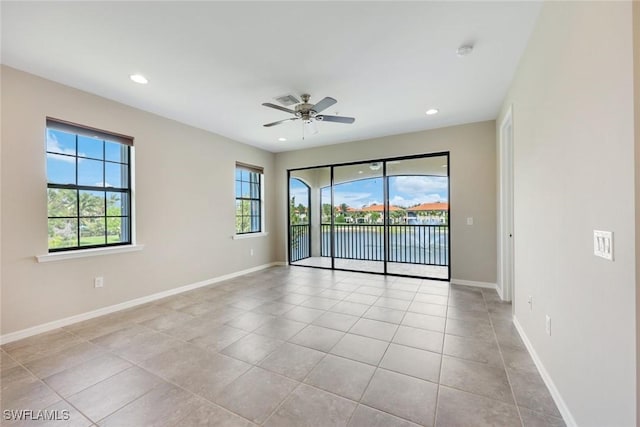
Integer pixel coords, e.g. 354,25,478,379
322,203,333,223
236,200,252,233
296,203,307,218
289,196,299,225
390,209,406,224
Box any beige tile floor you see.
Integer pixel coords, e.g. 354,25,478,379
1,266,565,426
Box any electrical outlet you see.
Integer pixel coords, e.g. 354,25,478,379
545,315,551,336
466,217,474,226
528,296,533,311
94,276,104,288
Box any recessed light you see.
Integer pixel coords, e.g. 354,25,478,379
456,44,474,57
426,109,439,115
278,137,287,142
358,170,363,174
129,74,148,84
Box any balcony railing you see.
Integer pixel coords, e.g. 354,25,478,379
290,224,310,262
290,223,449,266
319,223,449,266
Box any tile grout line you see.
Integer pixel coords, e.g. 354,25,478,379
31,304,266,426
85,324,260,426
257,273,375,423
482,290,525,427
260,273,360,425
5,337,104,426
432,281,451,427
61,327,181,424
343,286,398,427
2,270,334,427
4,268,505,427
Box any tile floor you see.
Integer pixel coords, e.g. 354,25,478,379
1,266,565,426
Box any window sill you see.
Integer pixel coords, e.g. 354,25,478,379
232,232,269,240
36,244,144,263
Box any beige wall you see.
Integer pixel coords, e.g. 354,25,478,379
275,121,497,284
498,2,636,425
0,66,277,335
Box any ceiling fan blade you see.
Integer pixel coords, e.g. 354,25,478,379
311,97,337,113
263,117,299,127
316,115,355,124
262,102,296,114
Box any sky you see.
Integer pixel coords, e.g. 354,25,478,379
290,175,448,209
46,129,128,188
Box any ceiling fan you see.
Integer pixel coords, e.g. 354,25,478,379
262,94,355,128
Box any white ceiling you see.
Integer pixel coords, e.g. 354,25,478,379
1,1,541,153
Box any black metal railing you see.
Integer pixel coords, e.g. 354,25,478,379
320,223,448,266
290,224,310,262
321,224,384,260
388,224,448,265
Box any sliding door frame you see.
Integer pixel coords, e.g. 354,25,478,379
287,151,451,281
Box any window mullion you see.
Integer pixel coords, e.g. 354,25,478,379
75,135,80,248
103,140,107,245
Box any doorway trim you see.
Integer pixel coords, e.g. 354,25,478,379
498,105,514,301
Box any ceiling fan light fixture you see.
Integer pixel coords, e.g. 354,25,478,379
129,74,148,84
426,108,439,115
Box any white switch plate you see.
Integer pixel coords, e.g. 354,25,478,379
545,315,551,336
593,230,613,261
94,276,104,288
466,217,473,226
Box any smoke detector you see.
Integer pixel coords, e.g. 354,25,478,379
456,44,474,57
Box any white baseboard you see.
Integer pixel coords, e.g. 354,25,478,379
450,278,498,290
512,316,577,427
0,262,282,345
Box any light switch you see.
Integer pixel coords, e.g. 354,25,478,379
466,217,473,226
593,230,613,261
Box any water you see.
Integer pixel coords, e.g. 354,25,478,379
318,229,448,265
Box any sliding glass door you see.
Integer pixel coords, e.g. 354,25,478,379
386,155,449,278
287,152,450,280
332,162,385,273
289,167,331,268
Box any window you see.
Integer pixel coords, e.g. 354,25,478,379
235,163,263,234
46,118,133,251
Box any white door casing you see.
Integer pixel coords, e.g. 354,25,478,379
498,106,514,302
